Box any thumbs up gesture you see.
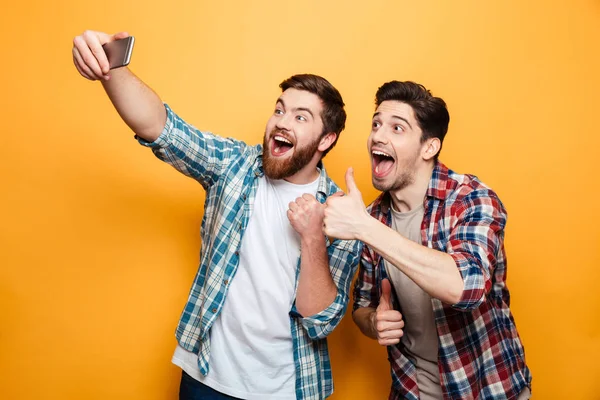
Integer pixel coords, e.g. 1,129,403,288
372,279,404,346
323,167,371,240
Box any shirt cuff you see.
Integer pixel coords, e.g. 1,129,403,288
290,292,343,327
135,103,175,148
449,251,487,311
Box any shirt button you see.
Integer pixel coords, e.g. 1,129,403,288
224,279,229,285
212,308,217,313
235,251,239,256
242,194,246,200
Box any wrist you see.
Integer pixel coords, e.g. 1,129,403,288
355,212,377,242
300,229,326,245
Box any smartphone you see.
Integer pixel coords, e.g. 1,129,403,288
102,36,135,70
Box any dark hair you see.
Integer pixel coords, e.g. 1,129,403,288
375,81,449,160
280,74,346,157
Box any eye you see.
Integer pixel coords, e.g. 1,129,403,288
296,115,307,122
274,108,284,115
394,125,404,132
372,121,381,129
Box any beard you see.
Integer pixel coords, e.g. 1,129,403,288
262,129,321,180
372,151,419,193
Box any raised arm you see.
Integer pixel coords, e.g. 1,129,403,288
72,30,247,188
72,30,166,142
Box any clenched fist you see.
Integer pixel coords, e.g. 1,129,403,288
287,194,325,239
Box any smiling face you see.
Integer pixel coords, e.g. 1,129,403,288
262,88,328,180
368,100,425,192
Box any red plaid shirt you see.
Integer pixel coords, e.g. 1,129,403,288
353,162,531,400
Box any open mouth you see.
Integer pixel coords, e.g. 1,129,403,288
371,149,395,178
270,135,294,156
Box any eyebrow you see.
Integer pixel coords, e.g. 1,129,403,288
373,112,412,129
277,98,315,118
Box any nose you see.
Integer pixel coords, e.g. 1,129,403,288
276,113,292,131
370,125,388,145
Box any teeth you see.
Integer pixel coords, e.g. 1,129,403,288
372,150,392,158
274,136,292,145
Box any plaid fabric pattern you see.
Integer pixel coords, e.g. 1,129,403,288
138,104,361,399
353,161,532,400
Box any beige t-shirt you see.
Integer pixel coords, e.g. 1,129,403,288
383,203,443,400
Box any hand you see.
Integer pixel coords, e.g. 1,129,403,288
371,278,404,346
287,194,325,238
323,167,370,240
72,30,129,81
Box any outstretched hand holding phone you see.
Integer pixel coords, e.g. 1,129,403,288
72,31,131,81
71,30,164,142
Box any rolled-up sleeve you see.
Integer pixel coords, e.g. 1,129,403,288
290,239,361,340
136,103,246,189
448,190,507,311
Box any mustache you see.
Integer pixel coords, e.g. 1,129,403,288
268,128,294,143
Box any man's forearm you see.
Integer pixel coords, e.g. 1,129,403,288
295,235,337,316
102,67,166,142
359,217,464,304
353,307,377,339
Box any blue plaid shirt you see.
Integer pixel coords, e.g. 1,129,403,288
138,104,361,399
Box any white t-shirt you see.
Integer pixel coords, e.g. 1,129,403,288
173,175,320,399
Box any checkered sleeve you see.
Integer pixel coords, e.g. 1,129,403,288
291,239,361,340
136,103,246,189
447,189,507,311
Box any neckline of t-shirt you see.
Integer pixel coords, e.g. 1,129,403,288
390,202,425,219
268,169,321,189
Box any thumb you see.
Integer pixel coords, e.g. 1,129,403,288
378,278,393,311
345,167,361,198
111,31,130,42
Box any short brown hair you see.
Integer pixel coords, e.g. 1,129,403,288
280,74,346,157
376,81,450,161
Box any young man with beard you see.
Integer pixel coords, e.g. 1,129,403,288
72,31,360,400
323,81,532,400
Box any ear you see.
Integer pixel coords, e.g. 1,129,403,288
318,132,337,153
421,137,441,161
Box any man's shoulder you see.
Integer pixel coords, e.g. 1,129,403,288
446,168,496,196
444,166,505,213
226,141,262,164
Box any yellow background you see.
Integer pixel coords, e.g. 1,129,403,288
2,0,599,399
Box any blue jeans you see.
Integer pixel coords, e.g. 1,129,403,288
179,370,242,400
